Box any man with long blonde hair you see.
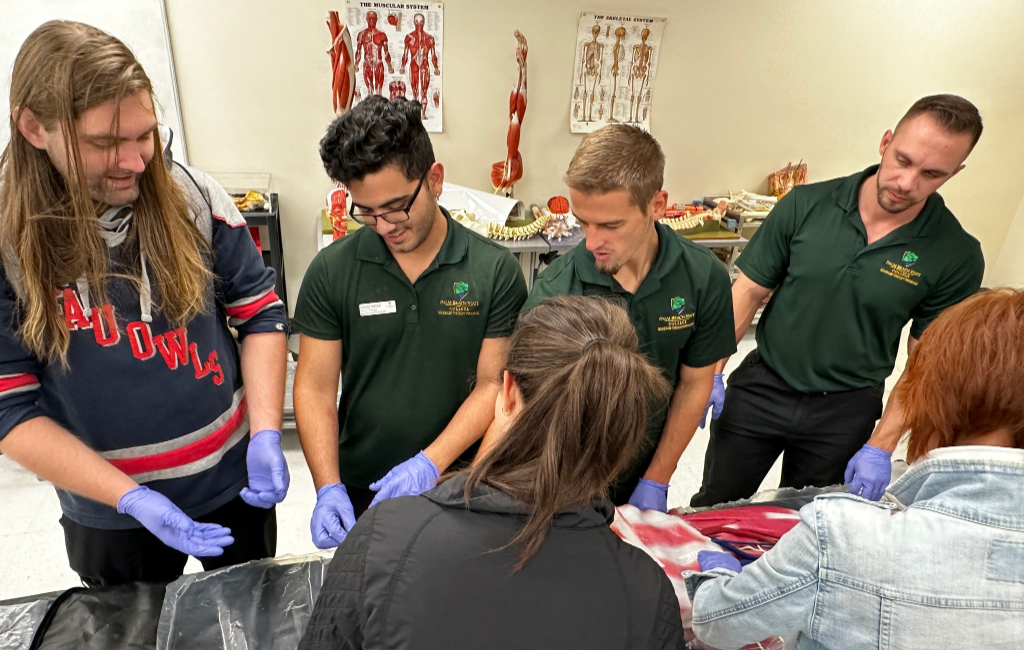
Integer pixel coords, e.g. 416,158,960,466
0,21,289,586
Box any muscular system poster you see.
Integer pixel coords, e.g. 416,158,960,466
347,1,444,132
570,12,666,134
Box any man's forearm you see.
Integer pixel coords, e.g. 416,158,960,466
294,389,342,490
240,332,288,434
0,417,136,507
424,382,500,472
714,278,768,374
865,337,917,453
865,379,906,453
643,381,713,485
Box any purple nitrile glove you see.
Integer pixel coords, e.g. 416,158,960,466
700,373,726,428
844,444,892,501
368,451,440,508
310,483,357,549
627,478,669,512
240,429,290,508
698,550,742,573
117,486,234,557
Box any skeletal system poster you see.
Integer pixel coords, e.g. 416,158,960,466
346,1,444,132
570,13,666,133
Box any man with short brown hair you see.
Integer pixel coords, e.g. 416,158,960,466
522,124,737,512
693,94,986,507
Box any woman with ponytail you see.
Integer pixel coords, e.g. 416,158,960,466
300,295,684,649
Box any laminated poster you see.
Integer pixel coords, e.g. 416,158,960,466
347,1,444,132
570,12,666,133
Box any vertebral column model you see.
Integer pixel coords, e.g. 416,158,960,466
579,25,604,122
354,11,394,96
400,13,440,119
629,28,653,123
491,30,528,195
609,26,626,122
326,11,356,113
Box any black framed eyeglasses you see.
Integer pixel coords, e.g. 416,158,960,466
348,173,429,226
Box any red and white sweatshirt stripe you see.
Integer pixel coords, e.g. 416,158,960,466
0,163,288,529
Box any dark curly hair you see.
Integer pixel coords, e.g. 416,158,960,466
319,96,435,185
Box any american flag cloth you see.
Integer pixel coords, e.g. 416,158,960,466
612,505,794,650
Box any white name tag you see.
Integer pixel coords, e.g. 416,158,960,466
359,300,397,317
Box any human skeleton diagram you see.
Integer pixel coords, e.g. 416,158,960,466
354,11,394,96
579,25,604,122
609,26,626,122
400,13,440,119
628,27,653,124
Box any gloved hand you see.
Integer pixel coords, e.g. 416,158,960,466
368,451,440,508
310,483,356,549
700,373,726,428
117,486,234,557
698,550,742,573
240,429,290,508
627,478,669,512
844,444,892,501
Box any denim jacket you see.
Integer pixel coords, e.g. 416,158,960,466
684,447,1024,650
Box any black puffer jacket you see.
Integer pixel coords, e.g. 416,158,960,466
299,476,684,649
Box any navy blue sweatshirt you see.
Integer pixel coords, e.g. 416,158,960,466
0,163,287,529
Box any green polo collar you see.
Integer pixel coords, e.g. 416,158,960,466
355,206,468,267
574,221,683,293
832,165,946,243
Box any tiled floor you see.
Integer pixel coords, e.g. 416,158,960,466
0,331,909,601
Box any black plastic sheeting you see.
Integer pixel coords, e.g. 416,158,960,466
0,554,331,650
30,583,166,650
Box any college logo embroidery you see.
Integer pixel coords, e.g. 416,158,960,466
440,282,479,316
881,253,923,287
658,295,695,332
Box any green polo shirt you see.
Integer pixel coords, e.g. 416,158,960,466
522,222,736,493
291,209,527,488
738,165,984,393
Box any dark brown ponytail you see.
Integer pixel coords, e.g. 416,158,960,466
464,295,671,570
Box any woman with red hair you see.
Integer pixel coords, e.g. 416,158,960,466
686,288,1024,650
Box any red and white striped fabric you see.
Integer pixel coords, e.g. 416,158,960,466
224,288,284,328
0,373,39,397
99,388,248,483
612,505,787,650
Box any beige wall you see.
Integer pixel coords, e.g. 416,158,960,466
165,0,1024,311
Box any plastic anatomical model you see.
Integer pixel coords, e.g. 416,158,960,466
609,26,626,122
354,11,394,96
579,24,604,122
326,11,355,114
491,30,528,196
400,13,440,120
629,28,653,123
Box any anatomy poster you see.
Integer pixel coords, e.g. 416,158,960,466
570,13,666,133
346,1,444,132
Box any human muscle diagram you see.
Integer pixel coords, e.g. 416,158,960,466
570,13,666,133
347,1,444,132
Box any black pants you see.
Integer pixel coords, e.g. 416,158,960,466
61,496,277,588
690,350,884,508
347,485,376,518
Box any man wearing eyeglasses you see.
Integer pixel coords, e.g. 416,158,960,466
291,97,527,549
